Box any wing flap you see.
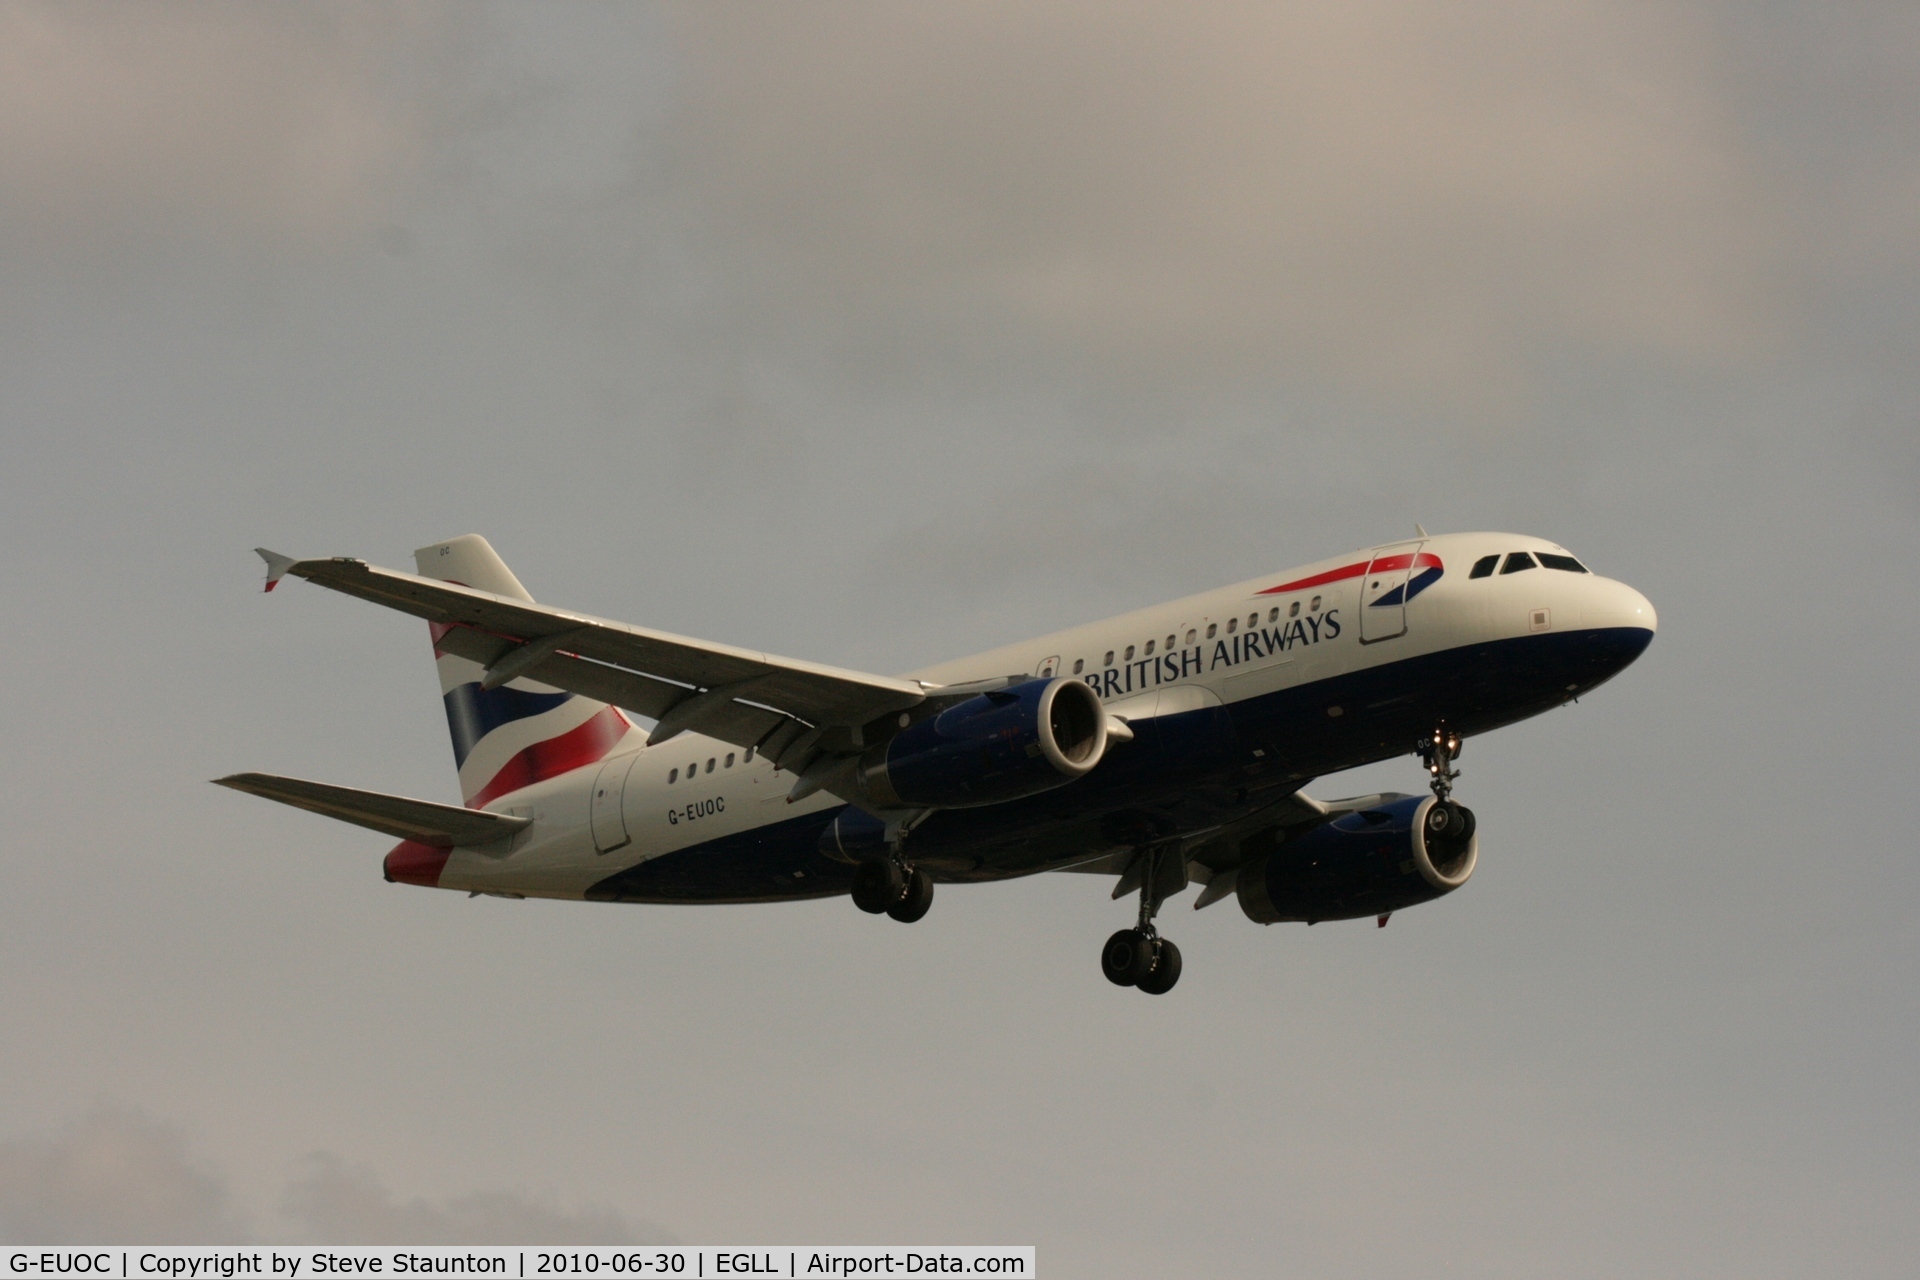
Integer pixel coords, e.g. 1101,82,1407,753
214,772,531,848
515,650,690,722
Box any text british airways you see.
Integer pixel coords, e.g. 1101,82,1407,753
1086,610,1342,699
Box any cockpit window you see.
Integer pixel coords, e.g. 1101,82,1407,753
1536,552,1588,573
1469,554,1499,579
1500,552,1537,574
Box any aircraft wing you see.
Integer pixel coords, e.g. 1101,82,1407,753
214,772,530,847
257,551,926,772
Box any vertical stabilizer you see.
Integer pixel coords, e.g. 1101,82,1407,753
415,536,633,808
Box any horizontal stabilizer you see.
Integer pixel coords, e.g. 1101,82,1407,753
213,772,531,848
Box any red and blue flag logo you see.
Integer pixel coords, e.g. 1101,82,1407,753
1259,552,1444,606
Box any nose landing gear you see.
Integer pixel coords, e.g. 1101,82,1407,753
1418,724,1462,802
1417,722,1476,858
1101,842,1184,994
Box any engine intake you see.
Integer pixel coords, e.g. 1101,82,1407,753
1237,794,1478,924
853,676,1108,810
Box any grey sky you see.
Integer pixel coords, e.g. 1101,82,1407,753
1,2,1915,1272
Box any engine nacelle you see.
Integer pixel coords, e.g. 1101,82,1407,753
852,676,1108,810
818,804,890,863
1237,794,1477,924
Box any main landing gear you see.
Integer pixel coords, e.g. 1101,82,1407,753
850,856,933,923
1101,843,1183,995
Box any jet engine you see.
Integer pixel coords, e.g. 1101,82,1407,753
1237,794,1477,924
851,676,1108,810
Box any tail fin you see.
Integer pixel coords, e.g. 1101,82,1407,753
415,535,634,808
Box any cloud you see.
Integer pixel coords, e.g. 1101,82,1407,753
0,3,1824,421
668,3,1791,416
282,1155,670,1246
0,1107,247,1244
0,3,436,247
0,1110,665,1246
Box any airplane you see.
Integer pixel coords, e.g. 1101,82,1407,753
217,530,1655,994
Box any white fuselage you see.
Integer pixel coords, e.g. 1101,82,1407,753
430,532,1655,901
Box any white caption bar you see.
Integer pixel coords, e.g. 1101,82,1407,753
5,1249,1035,1280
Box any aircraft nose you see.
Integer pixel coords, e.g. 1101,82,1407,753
1600,579,1657,635
1580,575,1657,673
1554,576,1655,691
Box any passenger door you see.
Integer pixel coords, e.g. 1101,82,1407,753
1358,540,1426,644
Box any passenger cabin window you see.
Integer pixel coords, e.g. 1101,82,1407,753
1124,644,1135,661
706,758,716,773
1537,552,1588,573
669,768,678,784
1144,639,1156,655
1309,595,1322,611
1289,601,1300,618
1469,554,1499,579
1167,634,1177,649
743,746,755,763
1247,613,1257,629
1206,623,1218,639
1268,608,1279,623
1501,552,1537,574
1185,629,1196,645
1104,651,1115,667
725,753,735,768
1225,618,1236,634
1072,658,1084,674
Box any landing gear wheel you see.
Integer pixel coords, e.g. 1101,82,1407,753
1425,799,1475,842
850,859,904,914
1101,929,1155,986
1136,938,1182,995
887,866,934,923
1422,799,1476,876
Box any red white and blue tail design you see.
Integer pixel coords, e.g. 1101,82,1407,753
415,536,635,808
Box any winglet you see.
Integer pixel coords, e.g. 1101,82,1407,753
255,548,298,593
